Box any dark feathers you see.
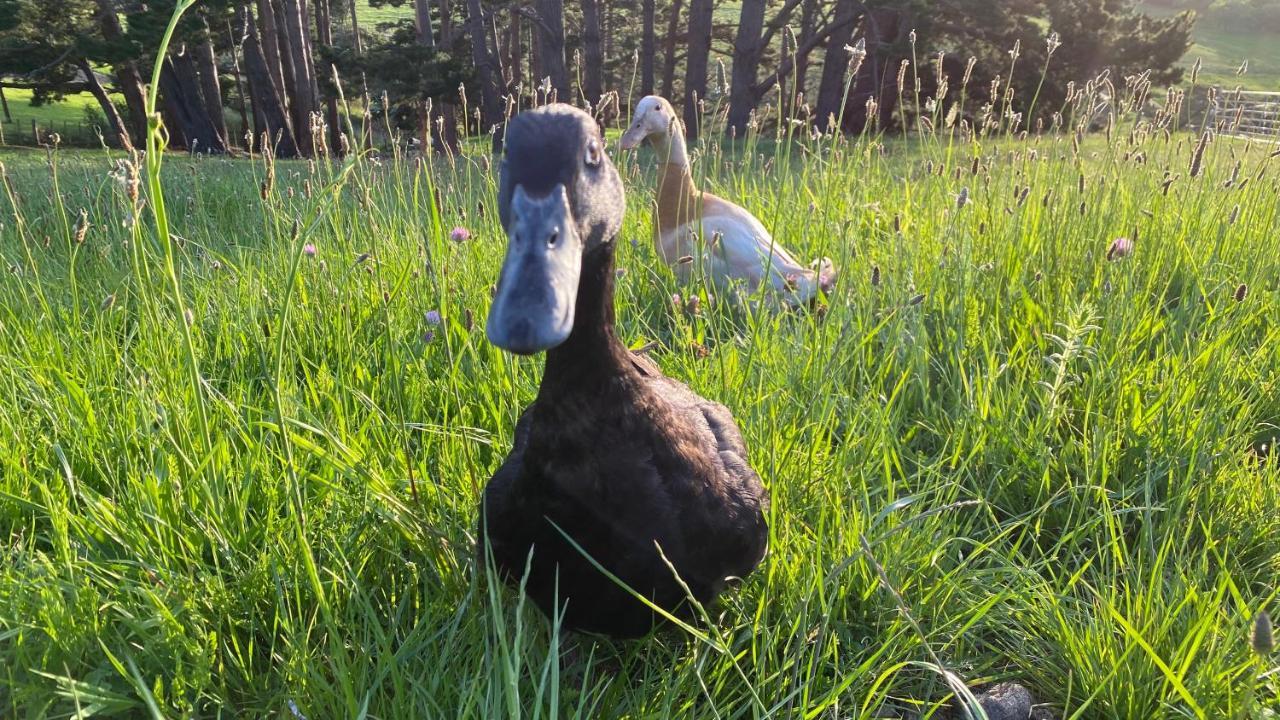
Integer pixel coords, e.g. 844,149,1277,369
478,105,769,638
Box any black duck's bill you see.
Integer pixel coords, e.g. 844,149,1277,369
487,184,582,355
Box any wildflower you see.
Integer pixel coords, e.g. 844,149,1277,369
1235,283,1248,302
685,296,701,316
302,243,317,257
955,186,970,210
1253,611,1274,656
450,226,471,243
871,265,881,287
422,330,435,344
1106,237,1134,261
425,310,443,326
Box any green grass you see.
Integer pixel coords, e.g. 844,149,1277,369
354,0,414,29
0,87,120,146
1,56,1279,719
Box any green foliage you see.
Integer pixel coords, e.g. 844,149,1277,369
1,67,1278,716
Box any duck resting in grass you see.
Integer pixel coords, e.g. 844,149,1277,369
477,104,770,638
620,95,837,306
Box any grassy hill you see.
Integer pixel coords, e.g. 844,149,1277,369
1140,1,1280,89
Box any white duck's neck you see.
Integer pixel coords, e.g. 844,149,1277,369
650,126,690,170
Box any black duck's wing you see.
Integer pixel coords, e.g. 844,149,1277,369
477,407,537,573
636,358,771,579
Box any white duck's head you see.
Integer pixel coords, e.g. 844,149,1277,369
620,95,682,151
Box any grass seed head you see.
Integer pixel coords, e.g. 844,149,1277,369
1235,283,1248,302
73,209,89,245
1190,131,1209,178
1253,611,1274,655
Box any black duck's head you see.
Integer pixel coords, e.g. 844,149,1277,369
487,104,624,355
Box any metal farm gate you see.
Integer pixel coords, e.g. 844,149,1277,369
1214,89,1280,141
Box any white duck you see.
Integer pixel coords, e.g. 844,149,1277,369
619,95,836,306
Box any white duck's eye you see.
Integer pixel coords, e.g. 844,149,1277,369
585,138,603,167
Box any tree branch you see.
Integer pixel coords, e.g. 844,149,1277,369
757,0,805,49
751,11,859,97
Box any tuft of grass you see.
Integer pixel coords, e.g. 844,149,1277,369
2,16,1280,719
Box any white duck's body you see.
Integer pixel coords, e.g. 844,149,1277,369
621,96,836,305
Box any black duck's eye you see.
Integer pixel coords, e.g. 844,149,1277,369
585,138,603,167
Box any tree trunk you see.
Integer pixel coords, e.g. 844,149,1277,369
228,19,251,148
726,0,766,137
160,93,190,150
0,84,10,123
162,53,227,153
315,0,342,154
282,0,316,154
195,24,228,145
241,4,299,157
273,0,298,128
92,0,149,146
841,7,900,134
348,0,362,55
640,0,656,96
437,0,454,43
415,0,434,45
602,1,613,94
815,0,859,132
467,0,505,147
792,0,818,117
77,57,134,151
683,0,713,140
507,9,523,92
533,0,569,102
660,0,684,99
579,0,603,106
256,0,288,98
301,0,320,103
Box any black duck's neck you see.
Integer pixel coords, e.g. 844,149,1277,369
542,241,629,387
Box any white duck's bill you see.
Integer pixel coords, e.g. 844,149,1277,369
619,123,648,150
487,184,583,355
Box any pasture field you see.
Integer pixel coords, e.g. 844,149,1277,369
1,88,1279,718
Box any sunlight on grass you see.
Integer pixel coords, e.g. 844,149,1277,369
1,13,1279,719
